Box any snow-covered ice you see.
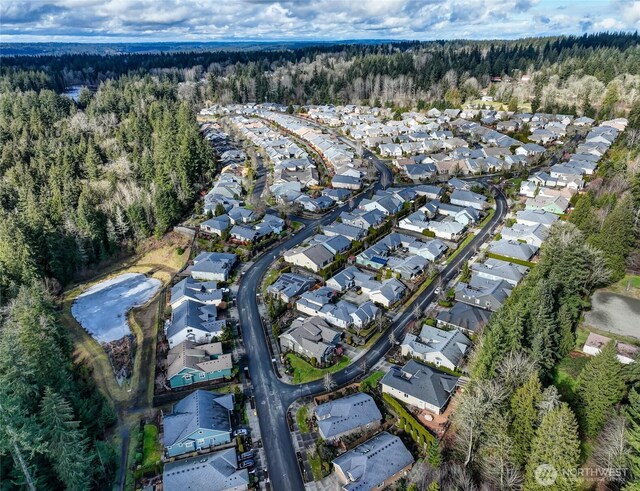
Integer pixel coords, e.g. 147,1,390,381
71,273,162,343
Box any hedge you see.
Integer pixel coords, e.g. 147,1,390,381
382,393,436,452
486,252,536,268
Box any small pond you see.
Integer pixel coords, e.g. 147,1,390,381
71,273,161,343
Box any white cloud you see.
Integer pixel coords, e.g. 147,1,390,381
0,0,637,42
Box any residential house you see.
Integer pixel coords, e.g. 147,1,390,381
166,300,225,348
323,222,367,242
501,223,548,248
525,195,570,215
296,287,337,317
368,278,407,308
191,252,238,282
582,332,638,365
163,448,249,491
436,302,492,335
326,266,375,293
340,210,386,230
350,301,380,329
200,215,231,236
450,189,488,211
332,174,362,190
163,390,233,457
314,393,382,441
381,360,459,414
279,316,342,365
166,341,233,389
426,220,465,241
455,274,513,312
170,277,223,309
284,243,335,272
489,239,538,261
471,258,529,286
332,432,414,491
516,143,546,157
266,273,316,302
515,209,560,228
400,325,471,370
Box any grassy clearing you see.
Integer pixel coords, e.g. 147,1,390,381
124,423,141,491
296,405,310,433
142,424,162,468
551,353,589,407
291,221,304,231
287,354,351,384
605,274,640,299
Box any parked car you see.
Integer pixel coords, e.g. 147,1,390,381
239,451,254,460
233,428,248,437
239,459,254,469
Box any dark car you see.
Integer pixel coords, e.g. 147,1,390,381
239,459,254,469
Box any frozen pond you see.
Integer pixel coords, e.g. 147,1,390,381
72,273,162,343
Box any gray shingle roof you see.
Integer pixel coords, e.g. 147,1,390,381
401,325,471,367
314,393,382,439
381,360,458,410
332,432,414,491
163,390,233,447
163,447,249,491
436,302,492,333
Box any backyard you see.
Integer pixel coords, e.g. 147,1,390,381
286,354,351,384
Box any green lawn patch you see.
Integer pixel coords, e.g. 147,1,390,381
291,221,304,231
308,451,324,481
605,274,640,299
296,405,310,433
360,371,384,392
286,354,350,384
551,353,589,408
574,327,590,350
141,424,162,468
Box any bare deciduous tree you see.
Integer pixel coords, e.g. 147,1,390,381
323,373,336,392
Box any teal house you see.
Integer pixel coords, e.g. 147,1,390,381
167,341,233,389
163,390,233,458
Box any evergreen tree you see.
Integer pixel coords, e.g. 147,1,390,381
524,404,580,491
625,387,640,483
509,374,543,466
39,387,95,491
576,341,626,436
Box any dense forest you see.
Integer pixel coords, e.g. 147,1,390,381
2,33,639,114
447,118,640,490
0,75,214,488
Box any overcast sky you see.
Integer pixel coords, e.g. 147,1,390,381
1,0,639,43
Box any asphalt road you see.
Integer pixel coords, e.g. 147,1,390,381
237,180,507,490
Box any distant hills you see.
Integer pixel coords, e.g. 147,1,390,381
0,40,387,57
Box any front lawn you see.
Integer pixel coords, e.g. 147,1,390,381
291,221,304,231
286,354,351,384
296,405,309,433
142,424,162,468
360,371,384,392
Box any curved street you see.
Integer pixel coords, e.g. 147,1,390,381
237,163,508,490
